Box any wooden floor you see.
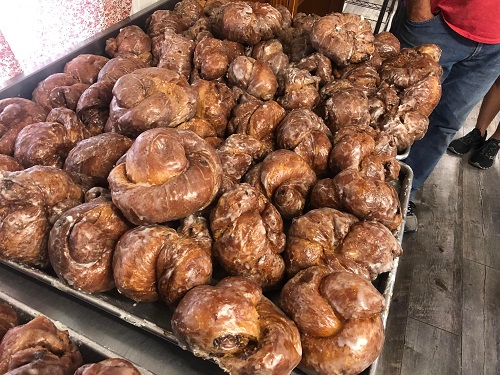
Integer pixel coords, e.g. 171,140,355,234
376,103,500,374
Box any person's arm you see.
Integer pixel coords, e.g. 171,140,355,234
405,0,434,22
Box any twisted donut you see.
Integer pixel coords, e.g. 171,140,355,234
279,266,385,375
48,200,131,293
172,277,302,375
108,128,222,225
210,183,286,289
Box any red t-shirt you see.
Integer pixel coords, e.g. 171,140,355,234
432,0,500,44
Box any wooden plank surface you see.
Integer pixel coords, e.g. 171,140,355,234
405,149,463,335
462,260,500,375
401,317,461,375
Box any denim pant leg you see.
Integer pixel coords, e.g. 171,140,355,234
390,8,500,197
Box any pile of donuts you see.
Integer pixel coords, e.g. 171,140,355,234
0,1,443,374
0,301,142,374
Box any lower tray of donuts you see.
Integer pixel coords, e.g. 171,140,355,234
0,289,155,375
0,162,412,375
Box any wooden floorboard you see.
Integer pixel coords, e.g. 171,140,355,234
405,152,463,335
400,317,461,375
379,103,500,374
461,260,500,375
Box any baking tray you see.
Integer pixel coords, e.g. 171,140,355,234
0,289,155,375
0,162,412,375
0,0,413,370
396,146,411,160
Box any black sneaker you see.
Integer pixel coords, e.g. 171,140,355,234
469,139,500,169
447,128,486,155
404,201,418,234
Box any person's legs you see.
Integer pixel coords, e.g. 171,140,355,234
475,76,500,136
406,49,500,194
447,76,500,155
391,10,500,196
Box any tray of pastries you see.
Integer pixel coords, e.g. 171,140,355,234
0,289,155,374
0,0,441,373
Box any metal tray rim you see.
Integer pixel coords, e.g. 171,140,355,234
0,289,155,375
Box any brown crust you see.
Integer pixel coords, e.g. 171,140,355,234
171,277,302,374
210,183,286,289
279,266,385,375
108,128,222,225
48,200,131,293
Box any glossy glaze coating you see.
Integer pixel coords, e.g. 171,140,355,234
64,54,110,84
210,183,285,289
311,169,402,231
228,56,278,101
172,277,302,375
0,166,83,267
48,200,131,293
310,13,375,67
105,25,152,65
75,358,141,375
0,316,83,375
0,98,48,156
279,266,385,375
245,150,316,219
108,128,222,225
0,303,18,340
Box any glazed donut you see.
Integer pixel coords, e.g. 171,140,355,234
75,358,141,375
0,316,83,375
108,127,222,225
14,107,90,169
279,266,385,375
208,1,282,45
64,54,110,84
32,73,89,112
105,67,197,137
63,132,133,189
0,303,18,340
310,169,403,231
113,219,212,307
244,150,317,219
0,166,83,267
171,277,302,375
0,98,47,156
105,25,152,64
210,183,286,289
48,200,131,293
276,108,332,176
193,35,244,81
227,56,278,101
310,13,375,67
285,207,402,280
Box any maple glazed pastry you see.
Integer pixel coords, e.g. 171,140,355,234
244,149,317,219
105,67,197,137
48,199,131,293
0,98,47,156
311,169,403,231
171,277,302,375
0,316,83,374
0,166,83,267
63,54,110,85
284,208,402,280
0,303,18,340
210,183,286,289
63,132,133,189
113,219,212,307
105,25,152,64
279,266,385,375
108,127,222,225
14,107,90,169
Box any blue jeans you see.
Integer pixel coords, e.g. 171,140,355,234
390,5,500,198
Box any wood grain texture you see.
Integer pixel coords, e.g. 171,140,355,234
461,260,500,375
401,317,461,375
405,152,463,335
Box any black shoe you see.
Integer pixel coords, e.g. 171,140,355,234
469,139,500,169
404,201,418,233
447,128,486,155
